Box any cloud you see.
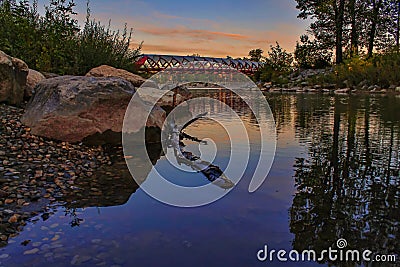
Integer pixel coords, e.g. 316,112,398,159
137,25,249,41
152,11,183,20
86,10,303,57
134,43,234,57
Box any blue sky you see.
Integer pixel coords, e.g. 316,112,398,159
37,0,310,57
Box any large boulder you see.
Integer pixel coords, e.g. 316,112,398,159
21,76,165,143
86,65,146,87
25,69,46,99
0,50,29,105
137,85,192,113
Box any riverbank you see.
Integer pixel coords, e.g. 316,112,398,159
258,67,400,95
261,86,400,95
0,103,112,247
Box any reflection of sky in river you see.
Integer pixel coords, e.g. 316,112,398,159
1,111,309,266
5,93,398,266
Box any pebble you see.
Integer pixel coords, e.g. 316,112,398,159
50,223,59,229
4,199,14,204
51,234,60,241
23,248,39,255
32,242,42,247
71,255,92,265
113,257,125,265
44,252,53,258
0,254,9,259
0,103,116,249
8,214,18,223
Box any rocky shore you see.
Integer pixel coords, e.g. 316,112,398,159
0,103,115,247
259,68,400,95
0,50,192,248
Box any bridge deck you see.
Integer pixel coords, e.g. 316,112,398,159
136,54,264,74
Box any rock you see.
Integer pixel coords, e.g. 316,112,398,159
41,72,59,79
71,255,92,265
0,50,29,105
138,85,191,108
0,254,9,259
300,81,309,87
358,80,368,88
8,214,18,223
25,69,46,99
86,65,146,87
23,248,39,255
0,189,8,198
51,234,60,241
396,86,400,93
334,88,351,94
21,76,165,143
263,82,272,89
368,85,380,91
4,199,14,204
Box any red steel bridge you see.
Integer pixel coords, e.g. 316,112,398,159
135,54,264,75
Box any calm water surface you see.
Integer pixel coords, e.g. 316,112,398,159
1,92,399,267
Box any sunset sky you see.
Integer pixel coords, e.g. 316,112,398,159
40,0,311,58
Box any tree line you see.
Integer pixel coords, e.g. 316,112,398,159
296,0,400,64
240,1,400,87
0,0,141,75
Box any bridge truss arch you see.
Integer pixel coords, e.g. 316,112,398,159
136,54,264,74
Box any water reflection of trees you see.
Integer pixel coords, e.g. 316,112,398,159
286,95,400,265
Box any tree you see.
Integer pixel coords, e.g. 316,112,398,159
266,42,293,72
380,0,400,51
367,0,384,58
248,48,264,62
0,0,141,75
296,0,346,64
294,35,332,69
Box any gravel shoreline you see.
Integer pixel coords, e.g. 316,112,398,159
0,103,112,247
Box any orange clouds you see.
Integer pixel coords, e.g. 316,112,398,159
137,25,249,41
134,24,301,57
88,11,304,58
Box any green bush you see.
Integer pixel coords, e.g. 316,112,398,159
256,42,294,83
0,0,141,75
306,51,400,89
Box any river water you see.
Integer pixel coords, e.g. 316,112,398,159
0,91,399,266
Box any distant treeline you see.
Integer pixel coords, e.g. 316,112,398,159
0,0,141,75
240,1,400,87
296,0,400,64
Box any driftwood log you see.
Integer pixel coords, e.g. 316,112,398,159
164,113,235,189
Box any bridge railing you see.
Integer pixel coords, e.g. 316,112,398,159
136,54,264,74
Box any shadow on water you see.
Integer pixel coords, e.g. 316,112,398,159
60,142,163,210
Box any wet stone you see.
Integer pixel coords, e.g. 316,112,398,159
71,255,92,265
23,248,39,255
